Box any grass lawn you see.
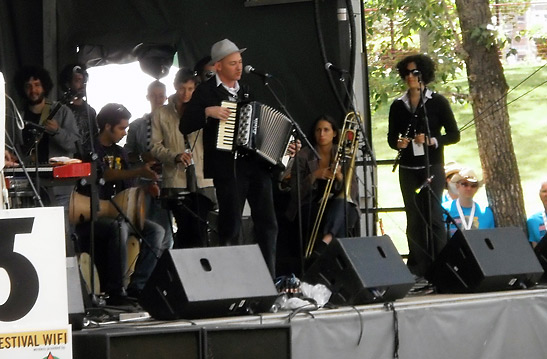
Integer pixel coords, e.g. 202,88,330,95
369,62,547,253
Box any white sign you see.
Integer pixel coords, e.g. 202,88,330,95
0,207,73,359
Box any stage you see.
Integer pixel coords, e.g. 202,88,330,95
72,288,547,359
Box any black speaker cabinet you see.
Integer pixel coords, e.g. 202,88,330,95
303,236,414,305
73,326,201,359
533,233,547,281
203,325,291,359
139,244,278,320
430,227,544,293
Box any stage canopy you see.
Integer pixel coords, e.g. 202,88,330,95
1,0,365,134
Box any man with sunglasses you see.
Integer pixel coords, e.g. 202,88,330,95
442,168,495,236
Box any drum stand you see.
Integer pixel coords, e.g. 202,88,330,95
108,196,160,259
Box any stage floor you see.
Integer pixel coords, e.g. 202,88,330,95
72,288,547,359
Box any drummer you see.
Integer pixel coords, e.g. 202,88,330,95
74,103,170,305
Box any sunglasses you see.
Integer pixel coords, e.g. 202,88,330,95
401,68,420,77
459,182,479,188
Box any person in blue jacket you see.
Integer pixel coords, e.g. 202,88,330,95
442,168,495,236
526,179,547,247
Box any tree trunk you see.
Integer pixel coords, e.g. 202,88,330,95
455,0,527,229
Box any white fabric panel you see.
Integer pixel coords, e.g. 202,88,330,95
290,290,547,359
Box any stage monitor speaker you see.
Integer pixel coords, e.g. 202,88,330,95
430,227,544,293
303,236,415,305
139,244,278,320
533,233,547,281
73,327,201,359
203,325,291,359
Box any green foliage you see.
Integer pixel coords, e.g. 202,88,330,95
364,0,466,111
469,24,498,49
363,0,528,111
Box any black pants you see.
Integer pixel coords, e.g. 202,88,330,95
399,165,447,277
213,156,278,277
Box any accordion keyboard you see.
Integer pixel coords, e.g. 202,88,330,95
217,101,238,151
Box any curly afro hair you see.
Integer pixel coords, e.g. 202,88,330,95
395,54,436,85
13,65,54,99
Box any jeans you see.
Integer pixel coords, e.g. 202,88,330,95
76,217,167,294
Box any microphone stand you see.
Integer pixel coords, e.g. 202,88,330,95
421,183,460,244
336,72,377,237
259,75,318,277
76,87,102,307
417,76,435,263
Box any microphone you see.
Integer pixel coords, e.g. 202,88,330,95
415,175,435,194
244,65,273,79
325,62,349,74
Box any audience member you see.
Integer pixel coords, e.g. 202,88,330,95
526,179,547,247
151,68,216,248
442,161,462,203
442,168,495,236
125,80,173,249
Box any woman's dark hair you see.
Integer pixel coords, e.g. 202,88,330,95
174,68,199,86
396,54,436,85
309,114,339,145
97,103,132,132
13,65,54,99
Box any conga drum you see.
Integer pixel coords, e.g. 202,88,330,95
69,187,146,230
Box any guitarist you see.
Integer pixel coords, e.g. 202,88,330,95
12,65,80,166
9,66,80,247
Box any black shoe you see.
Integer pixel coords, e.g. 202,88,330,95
105,293,130,306
126,287,142,300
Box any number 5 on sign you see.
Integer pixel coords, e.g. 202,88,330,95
0,207,69,330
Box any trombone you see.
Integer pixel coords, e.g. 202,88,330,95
305,111,362,258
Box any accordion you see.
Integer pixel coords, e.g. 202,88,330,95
217,101,293,167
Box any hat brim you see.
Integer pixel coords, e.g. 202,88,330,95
451,173,484,186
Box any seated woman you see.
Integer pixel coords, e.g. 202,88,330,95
286,115,359,262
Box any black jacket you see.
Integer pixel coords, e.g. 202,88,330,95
180,77,251,179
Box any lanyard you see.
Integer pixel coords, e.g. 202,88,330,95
456,199,476,230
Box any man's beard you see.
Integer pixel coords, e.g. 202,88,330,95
27,92,45,106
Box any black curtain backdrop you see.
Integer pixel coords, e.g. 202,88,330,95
2,0,352,134
0,0,44,101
